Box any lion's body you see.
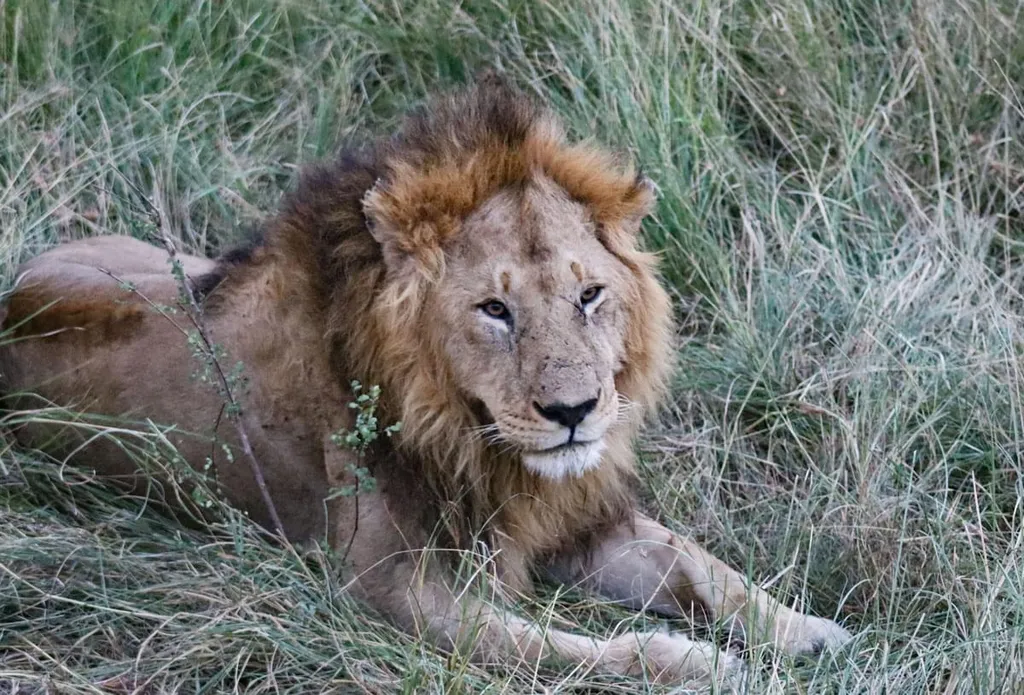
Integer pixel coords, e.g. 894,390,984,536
0,82,852,684
2,235,336,539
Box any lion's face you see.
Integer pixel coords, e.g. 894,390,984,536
425,176,635,479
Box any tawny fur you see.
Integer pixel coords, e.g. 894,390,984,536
0,81,852,685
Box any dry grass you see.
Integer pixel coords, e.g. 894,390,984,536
2,0,1024,692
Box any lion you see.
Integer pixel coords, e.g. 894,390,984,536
0,81,852,684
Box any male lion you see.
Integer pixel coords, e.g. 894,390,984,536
0,81,851,684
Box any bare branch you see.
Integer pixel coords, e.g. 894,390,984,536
107,181,286,538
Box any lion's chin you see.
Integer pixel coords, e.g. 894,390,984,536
520,440,606,480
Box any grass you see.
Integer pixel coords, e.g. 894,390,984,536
2,0,1024,692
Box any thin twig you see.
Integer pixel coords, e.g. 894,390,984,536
110,180,285,537
98,266,230,502
95,268,189,336
343,493,360,568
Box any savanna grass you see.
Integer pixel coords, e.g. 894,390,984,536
2,0,1023,692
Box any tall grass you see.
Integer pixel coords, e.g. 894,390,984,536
2,0,1023,692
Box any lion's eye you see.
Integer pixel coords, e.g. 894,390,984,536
480,300,511,321
580,286,603,305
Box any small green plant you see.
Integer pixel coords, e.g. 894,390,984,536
160,255,249,412
185,330,248,415
135,422,226,518
326,381,401,565
328,381,401,499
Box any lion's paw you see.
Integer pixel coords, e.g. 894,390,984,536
770,613,853,657
611,631,744,687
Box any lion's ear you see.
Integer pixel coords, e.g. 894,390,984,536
623,174,657,235
361,179,443,280
362,182,405,274
592,173,656,259
600,174,657,251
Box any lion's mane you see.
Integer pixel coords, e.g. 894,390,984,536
204,81,674,585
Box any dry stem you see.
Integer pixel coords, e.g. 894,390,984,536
106,180,285,537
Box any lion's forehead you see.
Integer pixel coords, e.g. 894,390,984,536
450,242,619,306
452,179,623,293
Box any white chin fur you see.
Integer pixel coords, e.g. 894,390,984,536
520,440,606,480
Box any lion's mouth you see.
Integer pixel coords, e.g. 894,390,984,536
537,439,595,454
520,439,606,480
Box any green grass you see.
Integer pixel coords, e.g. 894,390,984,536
2,0,1024,692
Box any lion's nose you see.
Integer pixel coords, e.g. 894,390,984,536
534,397,598,429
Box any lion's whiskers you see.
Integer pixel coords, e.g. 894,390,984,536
465,422,523,454
466,422,501,441
614,393,639,423
495,441,524,458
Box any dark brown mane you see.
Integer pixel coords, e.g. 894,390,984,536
199,81,542,293
201,80,650,301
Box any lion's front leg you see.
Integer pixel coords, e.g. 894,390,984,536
336,497,740,685
377,567,743,686
547,513,852,658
